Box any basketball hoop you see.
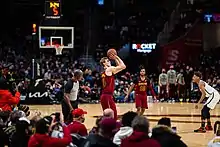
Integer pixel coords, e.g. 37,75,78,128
54,44,64,55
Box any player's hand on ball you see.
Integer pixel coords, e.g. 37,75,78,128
195,105,198,109
109,53,116,60
107,48,117,60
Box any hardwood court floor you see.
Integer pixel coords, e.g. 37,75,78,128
29,103,220,147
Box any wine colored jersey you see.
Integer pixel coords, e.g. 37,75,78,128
101,72,115,94
133,77,156,96
133,77,148,95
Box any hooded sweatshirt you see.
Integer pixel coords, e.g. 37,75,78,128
208,136,220,147
121,131,161,147
28,126,72,147
113,126,133,145
82,134,118,147
0,90,20,111
151,125,187,147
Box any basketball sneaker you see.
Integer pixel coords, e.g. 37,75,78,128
194,127,206,133
205,125,213,131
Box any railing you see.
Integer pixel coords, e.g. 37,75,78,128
157,2,181,45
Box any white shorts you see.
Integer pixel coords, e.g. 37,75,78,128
205,91,220,109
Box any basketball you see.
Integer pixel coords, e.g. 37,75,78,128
107,48,117,59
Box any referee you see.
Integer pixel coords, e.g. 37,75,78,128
61,69,83,121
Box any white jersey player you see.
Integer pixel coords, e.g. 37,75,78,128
193,71,220,133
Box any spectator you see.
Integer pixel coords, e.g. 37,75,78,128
157,117,171,127
28,115,72,147
151,117,187,147
184,66,193,102
10,117,31,147
121,116,161,147
103,108,114,118
68,108,88,136
113,111,137,145
3,110,26,145
103,108,121,131
208,121,220,147
0,110,11,147
0,78,20,111
81,118,118,147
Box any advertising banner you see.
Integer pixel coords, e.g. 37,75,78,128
161,21,202,68
20,80,53,104
132,43,156,53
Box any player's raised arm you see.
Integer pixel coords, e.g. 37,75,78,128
108,55,126,74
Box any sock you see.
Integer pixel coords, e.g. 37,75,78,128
201,122,205,128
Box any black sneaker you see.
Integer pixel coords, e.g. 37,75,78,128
194,127,206,133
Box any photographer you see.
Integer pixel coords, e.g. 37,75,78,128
0,78,20,111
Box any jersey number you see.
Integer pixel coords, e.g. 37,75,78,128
140,86,146,91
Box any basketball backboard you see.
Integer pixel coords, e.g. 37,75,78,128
39,26,74,48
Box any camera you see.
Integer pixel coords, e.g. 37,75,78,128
55,112,60,122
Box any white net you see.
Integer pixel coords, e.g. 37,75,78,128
54,45,64,55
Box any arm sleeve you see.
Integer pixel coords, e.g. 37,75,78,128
64,80,73,94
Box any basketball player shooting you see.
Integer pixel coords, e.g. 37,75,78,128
125,67,156,115
100,49,126,120
193,71,220,133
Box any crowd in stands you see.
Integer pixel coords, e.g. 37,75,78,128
1,43,220,104
0,101,190,147
1,104,219,147
0,0,220,146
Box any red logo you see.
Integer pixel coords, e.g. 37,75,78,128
136,44,141,49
